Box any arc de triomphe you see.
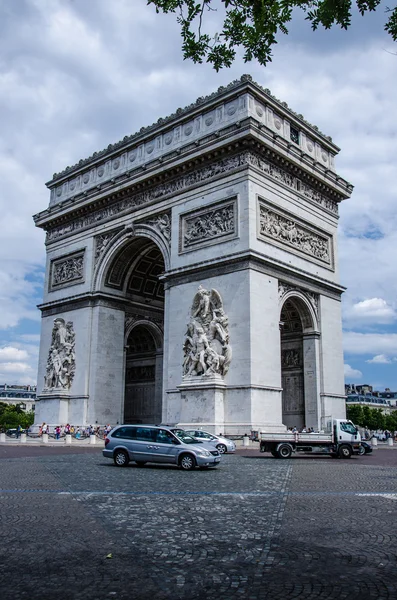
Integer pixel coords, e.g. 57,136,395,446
33,75,352,434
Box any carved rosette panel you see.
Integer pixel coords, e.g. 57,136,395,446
180,198,237,253
43,318,75,391
278,282,319,320
259,201,332,267
46,151,338,243
183,286,232,379
49,251,85,291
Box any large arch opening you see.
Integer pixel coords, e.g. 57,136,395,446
280,294,320,430
280,299,305,429
103,236,165,424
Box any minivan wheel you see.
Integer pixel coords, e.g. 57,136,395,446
217,443,227,454
114,450,129,467
179,454,196,471
358,445,365,456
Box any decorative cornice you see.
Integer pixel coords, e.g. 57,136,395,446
49,75,337,184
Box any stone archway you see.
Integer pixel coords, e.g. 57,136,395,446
124,323,163,424
280,291,320,430
98,233,166,425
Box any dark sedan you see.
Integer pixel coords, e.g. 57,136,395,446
359,440,373,455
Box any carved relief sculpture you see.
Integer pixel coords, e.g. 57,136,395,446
259,203,331,265
50,251,84,289
44,318,76,390
183,286,232,378
181,200,236,252
281,349,301,368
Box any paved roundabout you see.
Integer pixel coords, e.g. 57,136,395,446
0,446,396,599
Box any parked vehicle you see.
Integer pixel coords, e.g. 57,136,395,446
255,419,361,459
182,429,236,454
103,424,221,470
358,440,373,455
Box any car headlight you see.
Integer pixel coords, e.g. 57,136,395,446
196,449,211,457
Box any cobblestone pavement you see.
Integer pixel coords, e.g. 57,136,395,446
0,448,396,600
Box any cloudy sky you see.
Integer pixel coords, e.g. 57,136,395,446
1,0,396,391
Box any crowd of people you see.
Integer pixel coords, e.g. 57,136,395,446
37,423,113,439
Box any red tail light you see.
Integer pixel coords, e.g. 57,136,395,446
105,437,110,446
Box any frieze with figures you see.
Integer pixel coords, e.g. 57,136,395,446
180,199,237,252
45,150,339,243
281,348,302,368
259,201,332,266
50,251,85,290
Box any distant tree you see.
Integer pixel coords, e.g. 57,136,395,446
148,1,397,70
346,404,364,426
385,412,397,431
0,406,34,432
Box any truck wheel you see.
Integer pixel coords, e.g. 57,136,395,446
338,445,352,459
277,444,292,459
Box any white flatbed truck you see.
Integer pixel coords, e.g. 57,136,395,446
255,419,361,459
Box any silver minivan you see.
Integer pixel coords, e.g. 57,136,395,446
103,425,221,470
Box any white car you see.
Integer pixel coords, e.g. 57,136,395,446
184,429,236,454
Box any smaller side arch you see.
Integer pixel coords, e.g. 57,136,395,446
125,318,163,351
279,289,319,333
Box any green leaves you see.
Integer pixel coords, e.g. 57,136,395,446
148,0,397,69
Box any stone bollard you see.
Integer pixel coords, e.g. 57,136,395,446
65,434,72,444
243,434,250,447
20,433,27,444
42,433,49,444
0,433,5,443
371,436,378,447
387,437,393,447
89,434,96,445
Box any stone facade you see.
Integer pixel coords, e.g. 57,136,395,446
34,76,351,434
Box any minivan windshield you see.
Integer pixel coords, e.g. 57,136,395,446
171,429,202,444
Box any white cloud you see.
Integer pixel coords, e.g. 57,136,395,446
0,346,29,361
344,364,363,379
366,354,392,364
344,332,397,356
344,298,396,326
0,362,34,373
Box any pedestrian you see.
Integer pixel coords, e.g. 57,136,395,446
16,424,22,438
55,425,61,440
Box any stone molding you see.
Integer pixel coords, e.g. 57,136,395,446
179,197,237,253
45,150,339,244
49,250,85,291
258,199,333,268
